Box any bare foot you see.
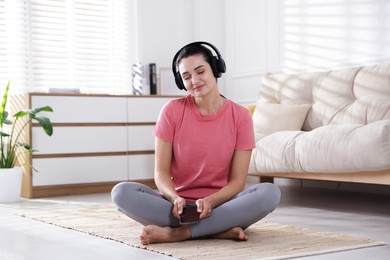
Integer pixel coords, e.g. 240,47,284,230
139,225,191,245
211,227,248,241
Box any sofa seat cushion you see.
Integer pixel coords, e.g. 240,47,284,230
249,119,390,174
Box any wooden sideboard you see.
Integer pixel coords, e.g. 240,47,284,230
10,93,180,198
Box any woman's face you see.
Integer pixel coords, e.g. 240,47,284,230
178,54,218,98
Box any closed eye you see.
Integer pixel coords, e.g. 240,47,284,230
181,65,206,81
196,69,205,75
182,73,191,81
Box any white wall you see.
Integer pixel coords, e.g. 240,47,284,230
136,0,277,102
136,0,226,93
225,0,390,103
137,0,390,103
224,0,280,103
137,0,194,66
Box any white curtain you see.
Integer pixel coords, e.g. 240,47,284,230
0,0,136,94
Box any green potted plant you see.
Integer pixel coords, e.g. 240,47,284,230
0,81,53,203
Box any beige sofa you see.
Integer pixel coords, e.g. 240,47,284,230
248,62,390,185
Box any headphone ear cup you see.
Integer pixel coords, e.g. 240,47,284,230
211,57,221,78
174,71,186,90
217,58,226,74
210,56,226,78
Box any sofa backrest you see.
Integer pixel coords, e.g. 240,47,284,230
258,62,390,131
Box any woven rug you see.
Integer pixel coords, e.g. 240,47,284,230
18,204,385,260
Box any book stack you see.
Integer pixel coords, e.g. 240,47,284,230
131,63,157,95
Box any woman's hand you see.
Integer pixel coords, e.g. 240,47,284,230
196,198,212,219
172,197,186,219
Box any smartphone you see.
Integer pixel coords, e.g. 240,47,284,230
180,204,200,224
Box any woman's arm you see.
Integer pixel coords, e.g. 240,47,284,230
154,137,186,218
196,149,252,219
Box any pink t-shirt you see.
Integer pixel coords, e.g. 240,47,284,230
154,95,255,202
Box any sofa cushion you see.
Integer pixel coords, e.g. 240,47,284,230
252,102,311,134
257,63,390,132
307,63,390,130
249,119,390,173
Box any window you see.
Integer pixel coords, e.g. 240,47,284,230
280,0,390,72
0,0,27,92
1,0,136,94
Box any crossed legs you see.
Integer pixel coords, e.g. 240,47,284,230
111,182,281,244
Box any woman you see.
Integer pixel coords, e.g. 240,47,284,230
112,42,281,245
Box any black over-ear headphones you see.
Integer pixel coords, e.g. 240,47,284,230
171,41,226,90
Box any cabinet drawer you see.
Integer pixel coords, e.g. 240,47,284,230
128,154,154,180
128,97,174,122
32,156,128,186
32,126,127,154
128,125,155,151
32,96,127,123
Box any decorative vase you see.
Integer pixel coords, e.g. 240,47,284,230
0,167,23,203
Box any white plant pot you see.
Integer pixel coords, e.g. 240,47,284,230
0,167,23,203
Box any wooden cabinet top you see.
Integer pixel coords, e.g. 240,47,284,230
29,92,183,98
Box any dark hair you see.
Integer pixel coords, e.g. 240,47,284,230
174,44,214,72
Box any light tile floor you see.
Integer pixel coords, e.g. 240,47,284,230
1,181,389,260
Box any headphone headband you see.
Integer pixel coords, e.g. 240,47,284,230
172,41,226,90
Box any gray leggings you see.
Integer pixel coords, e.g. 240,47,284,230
111,182,281,238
